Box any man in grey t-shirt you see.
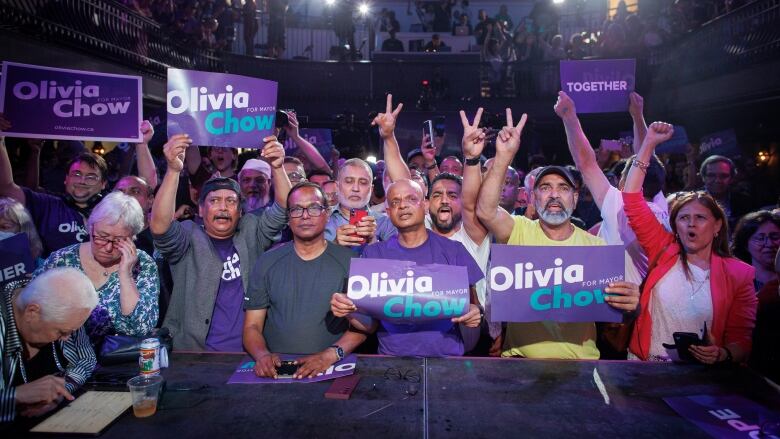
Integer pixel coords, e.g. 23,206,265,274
243,182,366,379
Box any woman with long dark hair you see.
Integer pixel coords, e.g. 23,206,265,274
731,210,780,291
622,122,757,363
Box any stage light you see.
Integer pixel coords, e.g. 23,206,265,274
366,155,377,164
325,0,336,6
553,0,565,3
357,3,370,16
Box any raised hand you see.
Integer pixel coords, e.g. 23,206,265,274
116,238,138,276
553,91,576,120
420,133,436,164
260,136,285,169
494,108,528,158
139,120,154,144
644,121,674,146
163,134,192,172
459,108,486,159
371,94,403,139
629,92,644,119
285,111,300,139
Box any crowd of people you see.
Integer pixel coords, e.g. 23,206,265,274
1,84,778,421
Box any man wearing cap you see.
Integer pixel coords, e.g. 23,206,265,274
150,134,292,352
238,158,272,213
476,108,640,359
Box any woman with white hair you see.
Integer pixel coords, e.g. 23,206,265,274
33,192,159,346
0,197,44,262
1,267,98,421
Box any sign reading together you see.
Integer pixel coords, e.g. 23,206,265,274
347,258,469,323
489,245,624,323
0,62,142,142
166,68,277,148
559,59,636,113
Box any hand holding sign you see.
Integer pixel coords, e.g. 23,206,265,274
163,134,191,172
452,303,481,327
494,108,528,159
644,122,674,148
260,135,285,169
371,94,403,140
331,292,358,318
459,107,486,159
602,281,640,312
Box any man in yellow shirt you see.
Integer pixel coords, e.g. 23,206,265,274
475,108,640,359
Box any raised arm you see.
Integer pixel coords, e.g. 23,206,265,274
184,143,202,176
135,120,159,189
0,114,26,204
285,112,331,174
623,122,673,194
554,91,611,208
23,139,43,192
150,134,192,235
260,135,292,208
476,108,527,244
421,133,440,181
372,94,411,182
459,109,488,245
629,92,648,154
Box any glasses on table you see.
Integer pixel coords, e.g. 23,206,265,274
383,367,421,383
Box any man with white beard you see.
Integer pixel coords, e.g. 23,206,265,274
238,159,272,213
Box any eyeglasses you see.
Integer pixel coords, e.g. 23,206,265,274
91,232,130,247
287,172,305,183
288,204,326,218
750,233,780,245
383,367,420,383
388,195,422,208
68,171,101,185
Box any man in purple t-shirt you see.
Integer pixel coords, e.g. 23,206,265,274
331,179,483,357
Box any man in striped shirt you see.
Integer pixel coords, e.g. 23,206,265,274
1,268,98,422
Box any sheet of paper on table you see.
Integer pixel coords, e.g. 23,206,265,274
30,391,132,435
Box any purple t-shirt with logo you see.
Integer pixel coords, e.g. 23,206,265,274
205,237,246,352
361,232,484,357
23,188,88,257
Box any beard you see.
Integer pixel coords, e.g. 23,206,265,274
243,194,266,212
431,208,462,234
536,198,573,226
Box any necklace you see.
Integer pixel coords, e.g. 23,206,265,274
688,269,710,300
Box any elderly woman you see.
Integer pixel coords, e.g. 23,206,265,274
1,268,98,421
622,122,757,364
732,211,780,291
34,192,159,346
0,197,44,263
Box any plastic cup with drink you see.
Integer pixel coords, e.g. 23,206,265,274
127,375,164,418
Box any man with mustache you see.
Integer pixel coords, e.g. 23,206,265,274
476,108,641,359
331,178,483,356
150,134,291,351
243,182,366,379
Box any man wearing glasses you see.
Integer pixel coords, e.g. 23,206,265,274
150,134,291,352
699,155,755,233
243,182,366,379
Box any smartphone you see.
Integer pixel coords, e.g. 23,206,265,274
276,360,298,378
422,120,435,146
349,208,368,244
672,332,706,362
434,116,445,137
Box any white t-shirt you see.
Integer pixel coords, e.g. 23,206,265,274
646,260,713,361
598,186,670,279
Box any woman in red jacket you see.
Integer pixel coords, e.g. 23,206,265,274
622,122,757,363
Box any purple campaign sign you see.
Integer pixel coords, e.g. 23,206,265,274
0,233,35,291
167,68,277,149
347,258,470,323
284,127,333,159
700,129,740,159
489,245,624,323
657,125,689,154
227,354,357,384
560,59,636,113
0,62,142,142
664,395,780,438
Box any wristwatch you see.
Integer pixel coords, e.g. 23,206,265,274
330,345,344,361
464,157,481,166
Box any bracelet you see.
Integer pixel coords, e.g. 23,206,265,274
464,157,481,166
426,162,438,170
631,158,649,172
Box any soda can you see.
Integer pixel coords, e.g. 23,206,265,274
139,338,161,376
